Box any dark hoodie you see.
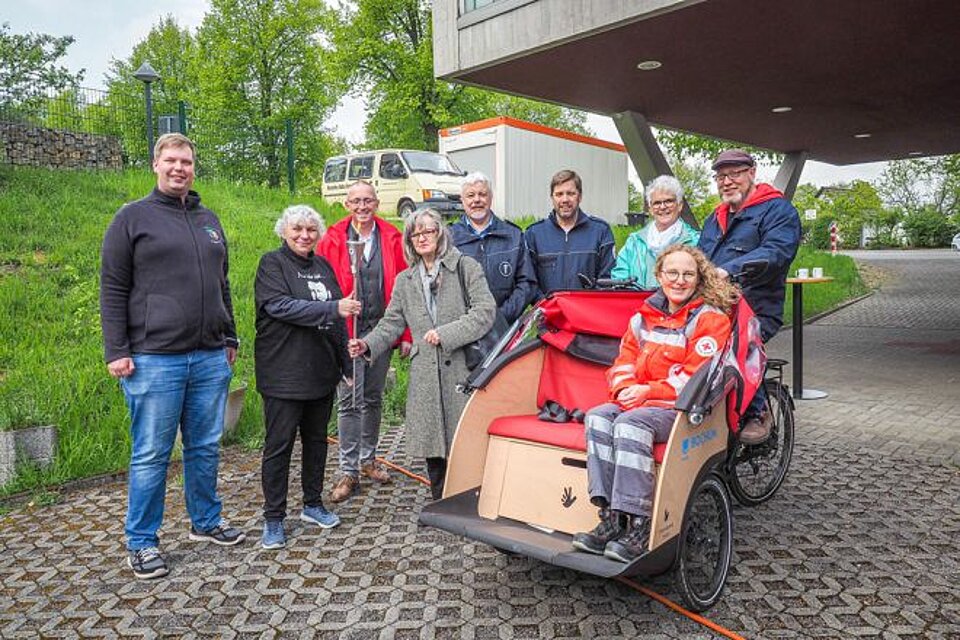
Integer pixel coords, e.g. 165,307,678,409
100,188,238,362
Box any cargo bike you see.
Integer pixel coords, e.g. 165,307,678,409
419,268,795,611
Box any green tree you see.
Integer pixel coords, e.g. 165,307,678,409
796,180,889,249
105,16,196,118
901,206,955,247
192,0,345,187
878,155,960,218
0,22,84,118
330,0,588,151
488,94,590,136
0,22,84,100
103,16,197,166
656,128,779,166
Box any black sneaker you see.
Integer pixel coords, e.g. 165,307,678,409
127,546,169,580
188,521,246,546
572,508,625,555
604,516,651,563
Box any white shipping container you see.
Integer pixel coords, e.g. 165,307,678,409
439,117,628,225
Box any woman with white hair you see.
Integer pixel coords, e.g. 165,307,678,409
348,209,495,500
613,175,700,288
254,204,361,549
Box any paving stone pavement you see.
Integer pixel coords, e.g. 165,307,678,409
1,251,958,639
768,249,960,466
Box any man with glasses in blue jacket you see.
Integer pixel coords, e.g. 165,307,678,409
698,149,801,444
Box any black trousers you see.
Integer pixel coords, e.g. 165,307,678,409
426,457,447,501
261,394,334,520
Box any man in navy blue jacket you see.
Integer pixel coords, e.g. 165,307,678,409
451,172,537,324
525,169,616,297
698,149,801,443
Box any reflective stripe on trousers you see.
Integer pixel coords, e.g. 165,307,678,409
584,402,677,516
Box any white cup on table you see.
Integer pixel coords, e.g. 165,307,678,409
796,268,809,279
812,267,824,278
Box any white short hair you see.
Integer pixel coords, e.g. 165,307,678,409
274,204,325,238
461,171,492,193
644,175,684,204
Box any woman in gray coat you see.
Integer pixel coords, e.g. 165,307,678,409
348,209,495,499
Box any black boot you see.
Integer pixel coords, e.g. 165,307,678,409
604,515,651,563
572,508,625,555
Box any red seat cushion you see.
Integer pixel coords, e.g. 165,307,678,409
536,348,609,411
488,415,667,463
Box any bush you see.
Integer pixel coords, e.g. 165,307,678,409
901,207,955,247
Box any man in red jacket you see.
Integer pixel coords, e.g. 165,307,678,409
318,181,412,502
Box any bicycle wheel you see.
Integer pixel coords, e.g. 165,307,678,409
674,473,733,612
727,381,795,507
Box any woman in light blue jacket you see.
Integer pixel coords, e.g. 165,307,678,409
613,175,700,289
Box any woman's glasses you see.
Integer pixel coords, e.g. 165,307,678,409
660,269,698,283
410,228,439,240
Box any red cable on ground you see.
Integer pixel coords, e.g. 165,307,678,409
326,436,747,640
615,577,747,640
326,435,431,485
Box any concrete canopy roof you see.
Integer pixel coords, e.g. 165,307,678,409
446,0,960,165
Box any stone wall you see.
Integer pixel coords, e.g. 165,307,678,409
0,122,123,170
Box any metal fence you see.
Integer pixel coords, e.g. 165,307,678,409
1,82,299,190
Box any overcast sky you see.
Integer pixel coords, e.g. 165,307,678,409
13,0,887,187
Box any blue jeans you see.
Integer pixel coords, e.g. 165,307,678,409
120,349,233,550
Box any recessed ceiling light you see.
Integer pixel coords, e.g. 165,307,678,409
853,133,872,139
636,60,662,71
771,106,792,113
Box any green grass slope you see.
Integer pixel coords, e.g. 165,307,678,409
0,166,347,494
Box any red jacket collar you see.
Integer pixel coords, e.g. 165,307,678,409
715,183,784,233
640,291,705,325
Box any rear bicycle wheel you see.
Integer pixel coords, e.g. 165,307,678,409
674,473,733,612
728,381,795,507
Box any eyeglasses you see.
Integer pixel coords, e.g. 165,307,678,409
650,198,677,209
410,228,439,240
347,197,377,206
713,167,752,183
660,269,698,283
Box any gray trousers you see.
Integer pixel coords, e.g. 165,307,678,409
584,403,677,517
336,349,392,476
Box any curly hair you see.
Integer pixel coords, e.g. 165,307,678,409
653,244,740,313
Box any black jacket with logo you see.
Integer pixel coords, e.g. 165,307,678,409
100,188,238,362
254,244,349,400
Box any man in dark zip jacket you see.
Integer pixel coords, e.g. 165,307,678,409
698,149,801,444
451,172,537,324
100,133,245,581
525,169,616,298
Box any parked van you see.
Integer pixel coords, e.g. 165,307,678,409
322,149,466,219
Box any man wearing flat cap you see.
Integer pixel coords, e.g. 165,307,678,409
698,149,801,444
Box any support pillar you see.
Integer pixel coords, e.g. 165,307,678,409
612,110,697,227
773,150,808,201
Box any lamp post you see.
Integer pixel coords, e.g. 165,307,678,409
133,62,161,165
